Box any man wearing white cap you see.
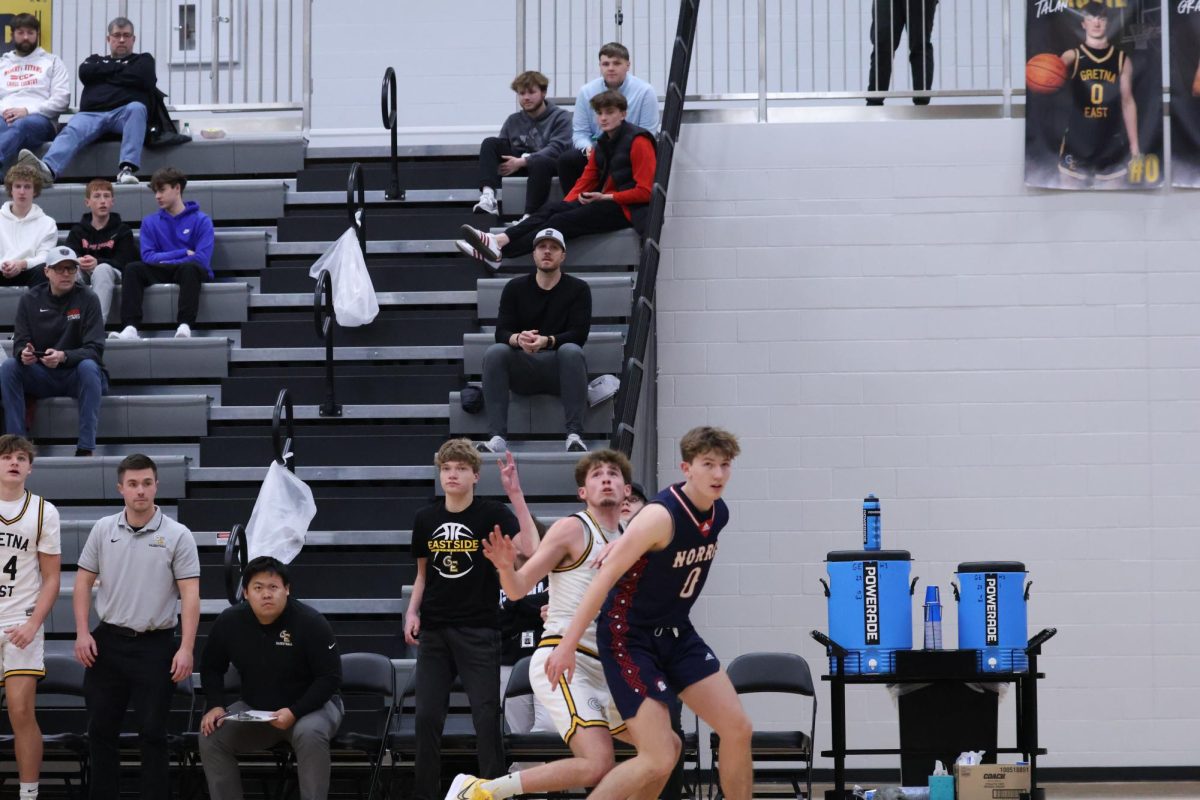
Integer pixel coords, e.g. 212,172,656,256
478,228,592,454
0,246,107,456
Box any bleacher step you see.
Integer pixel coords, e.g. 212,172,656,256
239,312,475,348
260,259,486,293
209,403,448,421
248,291,474,308
220,370,459,405
199,431,449,467
27,455,188,501
295,160,476,192
287,188,477,205
276,207,481,241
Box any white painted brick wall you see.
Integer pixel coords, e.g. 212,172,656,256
659,119,1200,768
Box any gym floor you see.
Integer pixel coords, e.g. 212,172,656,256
805,783,1200,798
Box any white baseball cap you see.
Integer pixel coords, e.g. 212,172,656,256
46,246,79,267
533,228,566,250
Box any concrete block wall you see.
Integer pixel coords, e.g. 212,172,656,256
659,118,1200,768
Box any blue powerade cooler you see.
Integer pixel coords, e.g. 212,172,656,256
955,561,1030,672
823,550,914,674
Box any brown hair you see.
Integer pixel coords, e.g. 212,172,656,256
590,89,628,114
84,178,114,199
10,13,40,34
598,42,630,61
117,453,158,481
5,164,42,197
149,166,187,192
435,438,483,473
573,449,632,488
511,70,549,93
0,434,35,464
679,426,741,463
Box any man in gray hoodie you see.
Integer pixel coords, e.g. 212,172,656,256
473,71,572,220
0,13,69,173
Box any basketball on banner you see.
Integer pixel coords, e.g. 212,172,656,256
0,0,51,55
1024,0,1163,191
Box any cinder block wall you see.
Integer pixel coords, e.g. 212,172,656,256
659,118,1200,768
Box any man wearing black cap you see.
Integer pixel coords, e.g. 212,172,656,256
0,245,107,456
621,482,648,526
478,228,591,454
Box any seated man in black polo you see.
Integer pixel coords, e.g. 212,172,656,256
456,90,656,270
199,557,342,800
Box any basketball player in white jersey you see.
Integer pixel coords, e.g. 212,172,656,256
444,449,634,800
0,435,62,800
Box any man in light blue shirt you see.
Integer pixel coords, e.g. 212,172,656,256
558,42,659,197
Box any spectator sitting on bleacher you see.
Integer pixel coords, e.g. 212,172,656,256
200,556,343,800
0,246,107,457
0,164,56,288
473,70,572,219
558,42,659,197
457,90,655,270
0,13,69,174
66,179,137,324
476,229,591,455
114,166,213,340
18,16,154,187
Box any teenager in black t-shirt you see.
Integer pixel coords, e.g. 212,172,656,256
406,439,537,800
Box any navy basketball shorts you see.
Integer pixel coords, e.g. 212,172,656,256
597,621,721,719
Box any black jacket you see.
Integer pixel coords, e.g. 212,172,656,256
592,121,656,195
13,282,105,369
78,52,157,113
66,213,138,270
200,600,341,719
494,273,592,350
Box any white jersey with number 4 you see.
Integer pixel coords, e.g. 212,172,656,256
0,491,60,628
543,510,621,653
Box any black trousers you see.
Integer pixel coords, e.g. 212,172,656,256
478,137,558,214
499,199,630,259
83,625,177,800
867,0,939,102
120,260,209,326
557,148,590,198
413,626,504,800
0,268,47,288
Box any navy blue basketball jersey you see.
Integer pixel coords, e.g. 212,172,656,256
601,482,730,628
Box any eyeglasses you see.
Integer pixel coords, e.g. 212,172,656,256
48,264,79,274
108,31,134,40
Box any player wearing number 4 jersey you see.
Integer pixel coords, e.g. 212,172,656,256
546,426,751,800
0,434,62,800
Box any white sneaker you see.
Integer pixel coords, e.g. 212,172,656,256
114,325,139,340
116,166,139,185
445,774,492,800
472,192,498,215
454,238,501,271
459,224,503,262
174,323,192,338
516,213,531,224
566,433,587,452
17,148,53,185
476,435,507,454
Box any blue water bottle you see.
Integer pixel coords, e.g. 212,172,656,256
862,495,881,550
923,585,943,650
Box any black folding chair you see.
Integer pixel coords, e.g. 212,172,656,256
331,651,395,800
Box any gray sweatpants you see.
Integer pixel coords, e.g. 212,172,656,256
198,697,344,800
78,262,121,322
481,342,588,437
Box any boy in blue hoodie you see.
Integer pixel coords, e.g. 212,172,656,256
115,166,213,339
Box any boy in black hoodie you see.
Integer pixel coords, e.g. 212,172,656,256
66,179,137,326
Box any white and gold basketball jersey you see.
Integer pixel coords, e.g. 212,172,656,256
0,492,61,627
543,510,621,653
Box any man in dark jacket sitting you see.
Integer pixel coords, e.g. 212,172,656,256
473,70,572,219
0,245,107,456
457,90,656,270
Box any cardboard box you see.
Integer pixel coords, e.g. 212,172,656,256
955,764,1031,800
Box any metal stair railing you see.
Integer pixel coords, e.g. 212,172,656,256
272,388,296,473
223,523,248,605
610,0,700,457
381,67,404,201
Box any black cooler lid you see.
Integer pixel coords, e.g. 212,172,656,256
827,550,911,562
957,561,1025,572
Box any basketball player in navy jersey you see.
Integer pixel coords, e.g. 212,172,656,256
545,427,752,800
1058,2,1139,186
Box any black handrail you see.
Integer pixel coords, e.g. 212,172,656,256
313,271,341,418
381,67,404,201
223,523,248,605
348,161,367,255
609,0,699,455
272,388,295,473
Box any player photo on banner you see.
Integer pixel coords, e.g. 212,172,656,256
1025,0,1163,190
1170,2,1200,186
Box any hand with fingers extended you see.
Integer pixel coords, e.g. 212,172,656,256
497,451,522,497
482,526,517,571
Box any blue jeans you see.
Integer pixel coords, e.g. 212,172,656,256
0,113,56,170
0,357,107,451
42,101,146,176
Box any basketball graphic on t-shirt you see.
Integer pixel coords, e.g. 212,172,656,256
428,522,479,579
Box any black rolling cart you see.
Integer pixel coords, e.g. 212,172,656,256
811,628,1057,800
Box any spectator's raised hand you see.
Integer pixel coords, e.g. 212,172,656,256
498,451,522,496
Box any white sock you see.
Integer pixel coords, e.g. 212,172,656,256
482,772,522,800
19,783,38,799
482,187,496,199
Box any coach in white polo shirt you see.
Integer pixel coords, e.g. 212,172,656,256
73,453,200,800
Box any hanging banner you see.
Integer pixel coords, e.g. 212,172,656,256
1024,0,1163,190
1170,2,1200,186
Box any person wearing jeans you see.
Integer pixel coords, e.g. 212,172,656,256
18,16,155,186
0,13,70,172
0,246,107,456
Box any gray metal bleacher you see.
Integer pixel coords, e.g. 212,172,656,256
475,274,633,319
0,338,229,380
449,389,614,435
25,454,188,501
0,284,251,327
27,396,208,440
39,134,306,181
496,226,641,269
499,175,564,212
26,179,287,224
